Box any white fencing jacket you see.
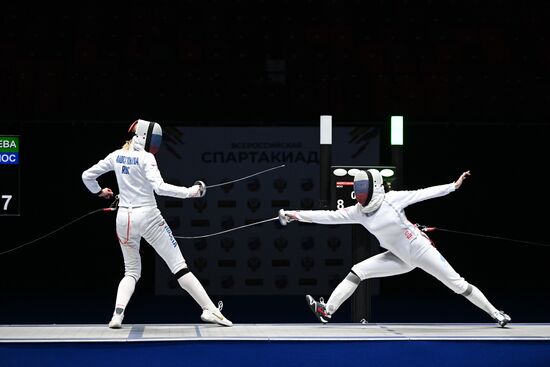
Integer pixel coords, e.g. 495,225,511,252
294,183,456,261
82,143,196,207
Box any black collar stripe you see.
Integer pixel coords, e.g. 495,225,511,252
145,122,154,152
366,170,374,205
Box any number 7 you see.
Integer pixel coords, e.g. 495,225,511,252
2,195,12,210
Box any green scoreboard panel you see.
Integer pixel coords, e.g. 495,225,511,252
0,136,20,216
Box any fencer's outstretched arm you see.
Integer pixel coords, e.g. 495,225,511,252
389,183,455,207
143,154,204,198
388,170,470,208
280,206,362,225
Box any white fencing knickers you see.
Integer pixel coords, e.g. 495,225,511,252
116,206,187,281
351,236,469,294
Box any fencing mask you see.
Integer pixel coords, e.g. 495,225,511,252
353,169,385,213
128,119,163,154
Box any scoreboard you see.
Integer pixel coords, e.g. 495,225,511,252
330,165,396,210
0,136,20,216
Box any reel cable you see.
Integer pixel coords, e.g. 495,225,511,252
0,196,119,257
415,223,550,248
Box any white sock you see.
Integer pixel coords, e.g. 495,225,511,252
177,272,216,311
326,273,360,315
462,284,499,317
113,276,136,314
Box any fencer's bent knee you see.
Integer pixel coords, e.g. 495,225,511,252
450,279,469,294
124,263,141,282
351,265,366,281
460,283,473,296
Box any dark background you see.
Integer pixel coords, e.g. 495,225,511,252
0,1,549,325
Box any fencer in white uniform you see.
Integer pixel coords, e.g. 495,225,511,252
279,169,511,327
82,119,232,328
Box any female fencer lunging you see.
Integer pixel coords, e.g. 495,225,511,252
279,169,511,327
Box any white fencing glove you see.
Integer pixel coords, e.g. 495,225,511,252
278,209,299,226
191,180,207,198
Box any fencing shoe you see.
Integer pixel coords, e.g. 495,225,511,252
109,309,124,329
492,310,511,328
306,295,331,324
201,301,233,327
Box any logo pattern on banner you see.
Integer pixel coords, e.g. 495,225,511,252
155,126,380,295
